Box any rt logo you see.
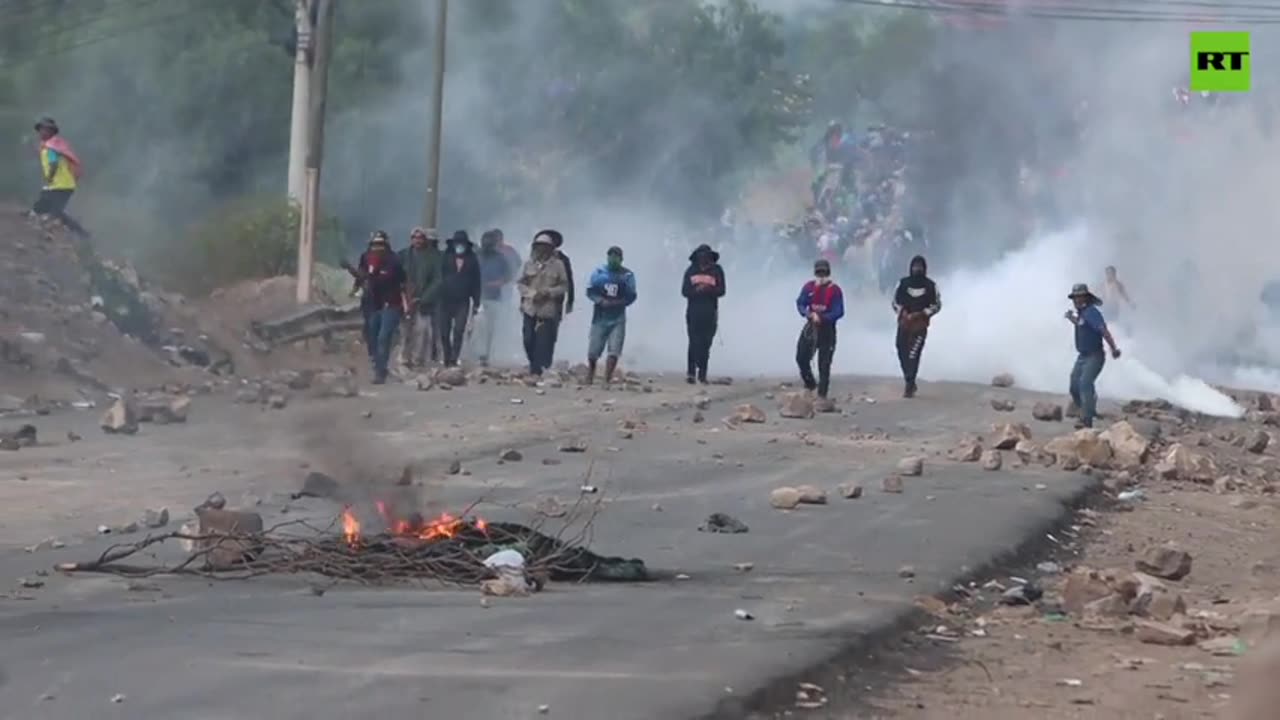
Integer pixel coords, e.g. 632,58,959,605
1191,31,1250,92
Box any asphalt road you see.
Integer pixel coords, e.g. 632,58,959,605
0,375,1092,720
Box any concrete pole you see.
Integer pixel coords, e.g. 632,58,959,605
296,0,335,305
286,0,313,203
423,0,448,230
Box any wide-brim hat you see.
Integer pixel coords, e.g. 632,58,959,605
33,116,58,133
535,229,564,248
689,243,720,262
1067,283,1101,305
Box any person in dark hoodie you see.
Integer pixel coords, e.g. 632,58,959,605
891,254,941,398
436,230,482,367
397,227,442,368
795,258,845,399
341,230,407,384
681,244,726,384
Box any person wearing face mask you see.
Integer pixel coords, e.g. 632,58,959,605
436,230,482,367
795,258,845,400
584,246,637,387
341,230,408,384
681,244,726,384
517,231,569,376
397,227,442,369
891,255,941,398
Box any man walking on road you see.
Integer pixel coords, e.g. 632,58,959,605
795,258,844,399
892,254,941,398
32,117,88,237
343,231,407,385
474,229,514,367
548,232,574,365
398,227,441,369
584,246,637,387
1064,283,1121,429
437,230,482,367
682,244,726,385
518,231,570,377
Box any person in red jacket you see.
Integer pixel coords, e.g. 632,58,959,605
795,258,845,399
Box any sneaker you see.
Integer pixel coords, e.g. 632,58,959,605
686,376,696,385
903,382,916,399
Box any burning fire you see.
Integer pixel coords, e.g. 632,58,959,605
339,502,487,547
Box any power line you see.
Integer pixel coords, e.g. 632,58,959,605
837,0,1280,22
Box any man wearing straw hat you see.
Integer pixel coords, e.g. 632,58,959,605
1064,282,1121,429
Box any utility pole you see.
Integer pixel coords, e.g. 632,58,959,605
286,0,314,203
423,0,448,230
296,0,335,305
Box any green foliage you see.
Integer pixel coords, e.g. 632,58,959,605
174,197,344,295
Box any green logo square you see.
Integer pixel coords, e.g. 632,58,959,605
1191,31,1251,92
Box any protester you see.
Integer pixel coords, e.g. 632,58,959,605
342,231,407,384
795,258,845,399
436,230,482,367
1064,283,1122,429
398,227,442,368
584,246,637,387
474,229,514,367
31,117,87,237
547,232,575,365
1101,265,1136,322
681,244,726,384
891,254,942,398
517,231,570,377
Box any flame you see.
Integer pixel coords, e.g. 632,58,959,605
341,507,361,546
362,501,488,542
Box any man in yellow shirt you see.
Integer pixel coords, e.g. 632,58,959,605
32,117,88,237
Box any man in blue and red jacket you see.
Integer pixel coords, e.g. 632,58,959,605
795,258,845,399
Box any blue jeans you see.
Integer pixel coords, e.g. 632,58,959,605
366,307,402,380
1069,351,1105,427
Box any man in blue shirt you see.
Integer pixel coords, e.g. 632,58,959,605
1064,283,1122,428
584,246,637,387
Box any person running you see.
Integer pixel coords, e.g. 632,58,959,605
795,258,845,399
681,244,726,384
1064,283,1122,429
397,227,442,369
342,231,407,384
436,230,482,367
584,246,637,387
891,254,941,398
31,117,87,237
517,231,570,377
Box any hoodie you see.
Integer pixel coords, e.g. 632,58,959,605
398,242,442,309
439,240,482,308
892,255,941,321
586,263,637,322
682,245,726,317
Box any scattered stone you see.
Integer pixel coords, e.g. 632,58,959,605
137,395,191,424
142,507,169,529
837,482,863,499
694,396,711,410
1155,443,1218,483
1100,421,1151,469
981,450,1003,471
1135,618,1196,646
952,440,983,462
1063,567,1115,614
540,458,561,466
795,485,828,504
499,448,524,462
730,404,767,424
533,496,567,518
192,508,264,569
898,565,916,578
558,438,588,453
699,512,749,533
19,577,44,588
1061,455,1081,471
267,394,288,410
881,475,904,493
1037,561,1061,574
447,459,462,475
769,487,802,509
313,371,359,398
294,471,340,500
733,562,754,572
1000,583,1043,606
1199,635,1243,656
100,398,139,435
234,386,264,404
991,373,1015,388
1239,599,1280,646
778,392,816,419
1136,545,1193,581
691,410,705,424
435,366,467,388
1032,402,1064,422
897,456,924,476
992,422,1032,450
1044,429,1114,468
991,398,1016,412
1247,429,1271,454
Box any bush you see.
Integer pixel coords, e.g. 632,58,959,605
171,196,345,295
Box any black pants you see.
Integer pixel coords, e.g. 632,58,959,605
686,311,717,381
33,189,87,236
522,314,559,375
797,323,836,398
435,301,470,366
895,326,928,386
